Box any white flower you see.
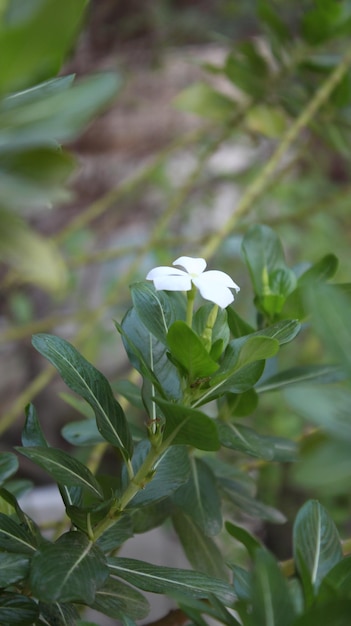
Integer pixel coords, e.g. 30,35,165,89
146,256,240,308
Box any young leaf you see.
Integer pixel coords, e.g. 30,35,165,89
31,334,133,460
108,557,236,606
293,501,343,596
172,458,222,537
89,577,149,620
156,398,220,451
30,531,109,603
16,446,104,500
167,321,219,380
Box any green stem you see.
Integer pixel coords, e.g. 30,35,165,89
186,285,196,327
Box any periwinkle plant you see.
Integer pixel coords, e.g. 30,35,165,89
0,224,349,625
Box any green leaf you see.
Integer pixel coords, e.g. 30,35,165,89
0,452,18,485
22,403,48,447
241,224,288,295
318,555,351,601
298,254,339,285
225,521,261,558
292,437,351,495
255,319,301,345
172,458,222,537
131,282,177,344
217,422,297,462
293,501,343,595
251,548,296,626
220,478,286,523
90,577,149,620
0,594,39,625
156,398,220,451
284,385,351,442
172,510,228,580
16,446,104,500
226,307,255,338
193,303,230,352
167,321,219,380
113,380,143,410
224,389,258,417
61,420,105,446
0,513,37,554
30,531,109,603
0,553,29,586
97,515,134,554
0,0,88,92
125,442,190,507
230,565,251,602
32,334,133,460
257,364,344,392
108,557,236,606
38,602,79,626
291,599,351,626
174,82,236,121
194,362,265,407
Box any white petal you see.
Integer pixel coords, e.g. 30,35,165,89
146,266,187,280
173,256,207,276
152,274,192,292
202,270,240,291
193,275,235,308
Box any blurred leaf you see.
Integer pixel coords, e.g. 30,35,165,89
156,398,220,451
220,478,286,523
0,0,88,92
90,577,149,620
292,599,351,625
0,594,39,625
174,82,235,121
0,513,37,554
246,104,286,138
230,565,251,602
226,308,255,338
293,501,343,596
0,209,67,291
0,452,18,485
30,531,109,603
32,334,133,460
172,509,228,580
285,385,351,442
38,602,79,626
217,421,297,461
61,420,105,446
224,389,258,417
17,446,104,500
225,521,261,558
258,1,290,43
108,557,236,605
258,364,344,392
298,254,339,285
172,458,222,537
251,548,296,626
318,555,351,602
167,320,219,380
113,380,143,410
293,438,351,495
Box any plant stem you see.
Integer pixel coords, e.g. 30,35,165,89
186,285,196,327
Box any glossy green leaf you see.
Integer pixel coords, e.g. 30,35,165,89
172,458,222,537
225,521,261,558
174,82,235,121
217,421,297,461
30,531,109,603
0,553,29,586
32,334,133,460
17,446,103,500
194,361,265,406
172,510,228,580
257,364,344,392
285,385,351,442
156,398,220,451
293,501,343,595
0,594,39,625
90,577,149,620
22,403,48,447
251,548,296,626
0,0,88,93
167,320,219,380
108,557,236,606
0,513,37,554
125,442,190,507
131,282,177,344
0,452,18,485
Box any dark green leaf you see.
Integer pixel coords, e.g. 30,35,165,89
22,403,48,447
38,602,79,626
220,479,286,523
16,446,104,500
226,307,255,338
0,452,18,485
0,553,29,586
292,599,351,626
172,458,222,537
225,521,261,558
217,421,297,461
108,557,236,605
251,548,296,626
131,282,177,344
167,321,219,380
97,515,134,553
0,594,39,625
156,398,220,451
61,420,105,446
230,565,251,602
0,513,37,554
293,501,343,594
318,555,351,601
172,510,228,580
90,577,149,620
32,334,133,460
224,389,258,417
30,531,109,603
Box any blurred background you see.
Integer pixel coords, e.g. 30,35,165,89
1,0,351,570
